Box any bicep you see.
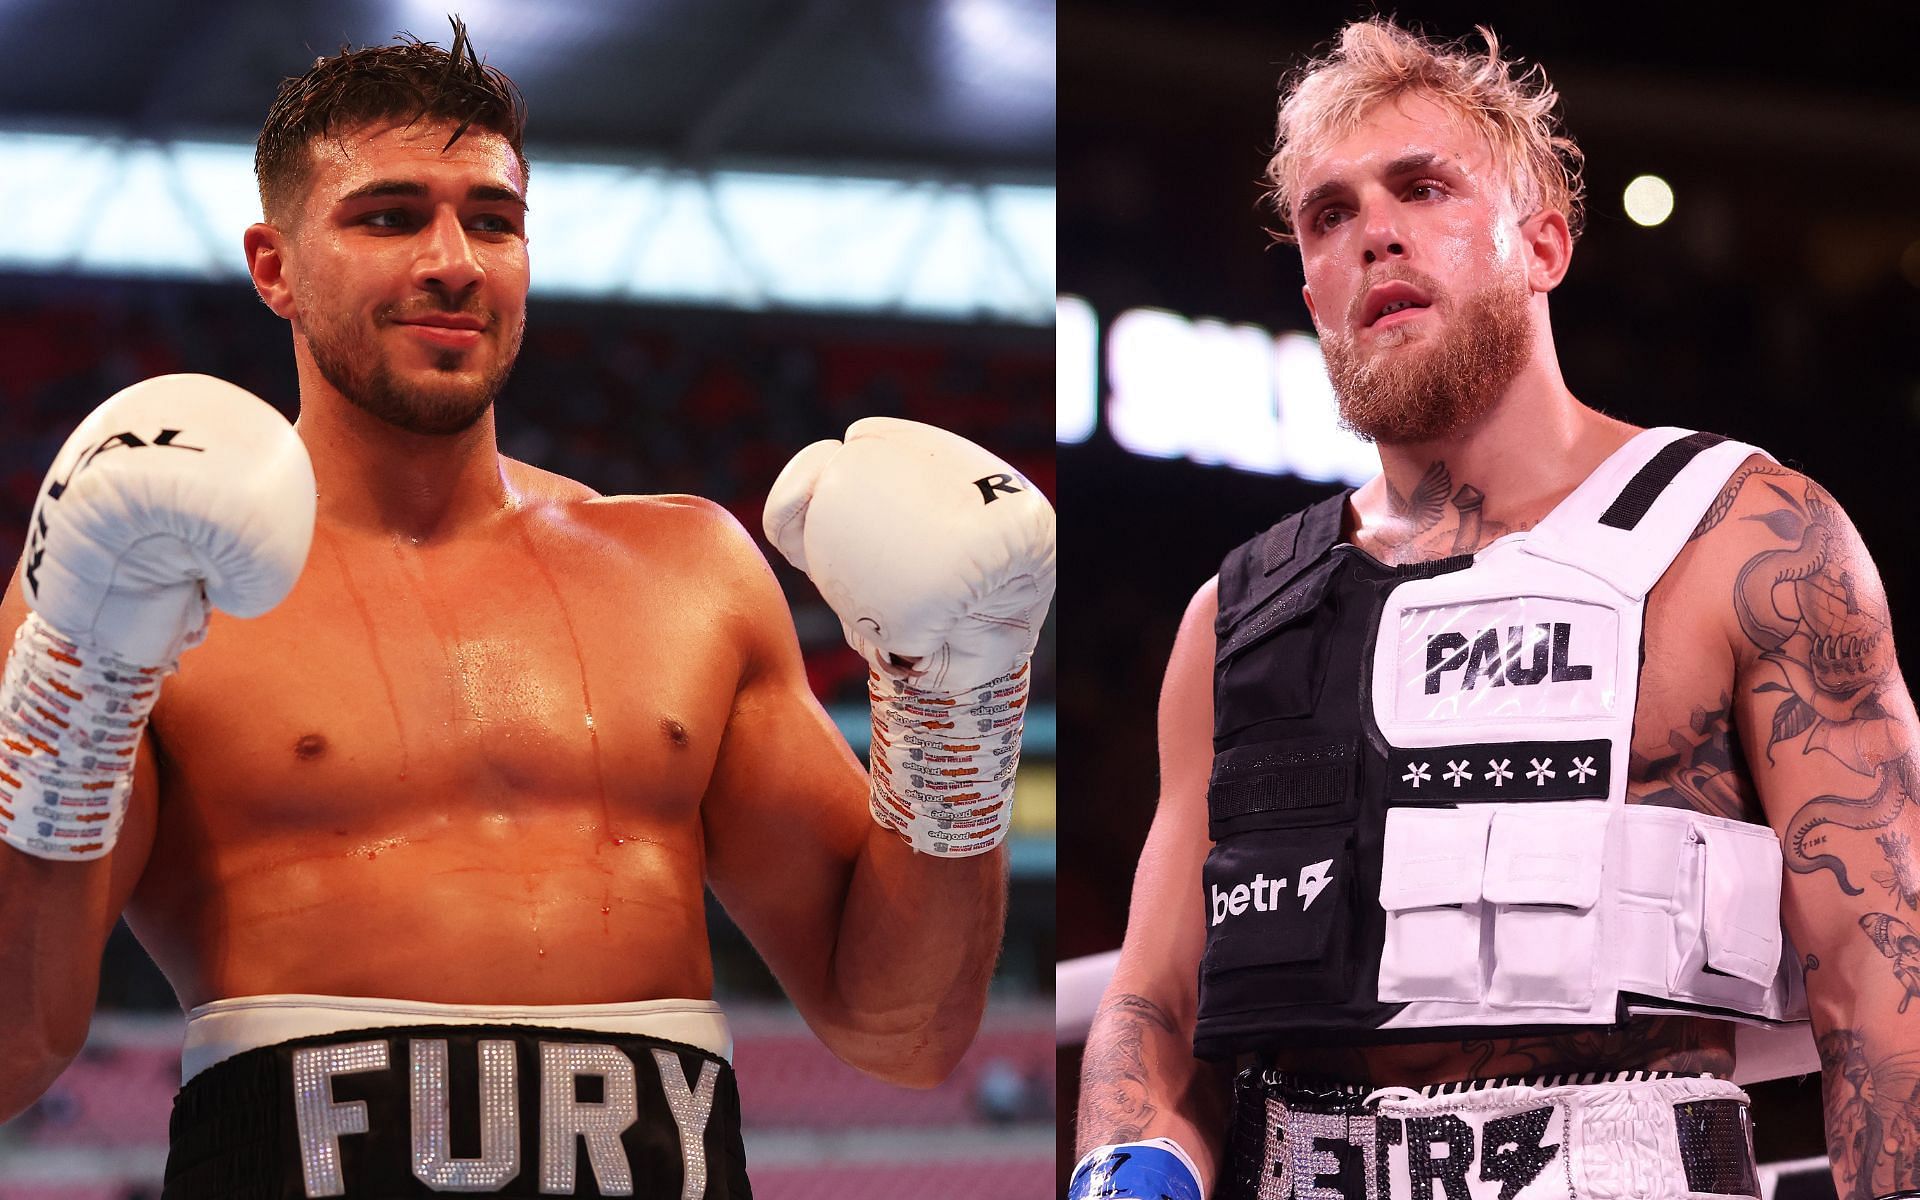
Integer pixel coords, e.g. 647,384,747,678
1713,473,1920,1017
1110,578,1218,1023
700,559,870,990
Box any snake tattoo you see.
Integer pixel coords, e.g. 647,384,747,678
1733,486,1908,893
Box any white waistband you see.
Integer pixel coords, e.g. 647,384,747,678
1356,1072,1746,1114
181,994,731,1084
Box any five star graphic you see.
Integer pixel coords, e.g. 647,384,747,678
1400,752,1600,790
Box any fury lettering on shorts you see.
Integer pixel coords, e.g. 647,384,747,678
1267,1104,1561,1200
291,1037,717,1198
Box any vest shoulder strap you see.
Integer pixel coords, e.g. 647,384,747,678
1524,428,1771,600
1214,490,1348,648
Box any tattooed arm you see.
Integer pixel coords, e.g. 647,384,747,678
1702,460,1920,1199
1076,579,1232,1188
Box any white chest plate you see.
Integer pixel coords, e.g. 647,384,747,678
1373,548,1635,751
1385,589,1622,728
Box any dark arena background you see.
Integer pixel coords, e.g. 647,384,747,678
1056,2,1920,1196
0,1,1054,1196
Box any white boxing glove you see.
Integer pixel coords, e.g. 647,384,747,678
25,374,316,664
0,375,316,860
764,418,1054,856
764,417,1054,694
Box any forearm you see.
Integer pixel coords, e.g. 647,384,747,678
0,848,111,1118
810,826,1008,1086
1076,986,1229,1186
1817,1007,1913,1200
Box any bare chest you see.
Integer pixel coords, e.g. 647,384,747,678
147,528,742,839
1627,571,1760,822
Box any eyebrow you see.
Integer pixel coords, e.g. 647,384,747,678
1296,152,1450,223
334,180,528,210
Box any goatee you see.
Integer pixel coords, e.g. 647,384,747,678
1319,270,1533,445
304,303,521,437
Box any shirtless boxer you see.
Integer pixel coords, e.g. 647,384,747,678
0,25,1052,1199
1073,19,1916,1200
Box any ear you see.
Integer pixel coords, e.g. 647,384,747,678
244,223,297,321
1519,207,1573,293
1301,283,1319,327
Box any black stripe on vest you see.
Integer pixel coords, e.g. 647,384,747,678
1598,431,1727,530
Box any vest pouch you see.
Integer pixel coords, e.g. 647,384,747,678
1611,805,1693,997
1671,816,1784,1007
1198,825,1353,1014
1484,805,1610,1009
1377,806,1491,1003
1214,559,1338,734
1206,737,1359,838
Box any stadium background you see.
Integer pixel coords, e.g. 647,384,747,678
0,0,1055,1196
1056,2,1920,1196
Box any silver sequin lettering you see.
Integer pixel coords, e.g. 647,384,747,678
411,1038,520,1191
1289,1110,1355,1200
651,1049,718,1200
293,1041,390,1198
539,1041,638,1195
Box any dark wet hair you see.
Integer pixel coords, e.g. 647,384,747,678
254,16,527,224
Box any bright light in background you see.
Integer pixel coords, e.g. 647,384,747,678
385,0,610,60
1089,304,1374,486
1624,174,1675,227
0,130,1051,323
1056,296,1097,444
945,0,1052,76
940,0,1053,126
1107,308,1197,460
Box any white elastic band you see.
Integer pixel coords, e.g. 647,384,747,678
181,994,734,1082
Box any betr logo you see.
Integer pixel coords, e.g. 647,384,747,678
1209,858,1334,926
1424,622,1592,695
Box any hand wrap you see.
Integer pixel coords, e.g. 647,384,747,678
0,614,189,859
865,660,1030,856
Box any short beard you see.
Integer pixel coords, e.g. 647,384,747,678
304,304,521,437
1319,271,1533,445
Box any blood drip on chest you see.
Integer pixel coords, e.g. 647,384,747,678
511,521,622,845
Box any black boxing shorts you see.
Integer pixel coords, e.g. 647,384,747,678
160,995,749,1199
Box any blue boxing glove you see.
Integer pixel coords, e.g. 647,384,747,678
1068,1138,1204,1200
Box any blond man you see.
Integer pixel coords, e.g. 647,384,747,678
1073,19,1916,1200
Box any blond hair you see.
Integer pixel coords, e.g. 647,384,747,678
1264,19,1585,246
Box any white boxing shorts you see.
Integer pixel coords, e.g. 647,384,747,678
1218,1068,1758,1200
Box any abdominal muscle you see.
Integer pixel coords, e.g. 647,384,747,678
1267,1013,1736,1085
127,802,715,1011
